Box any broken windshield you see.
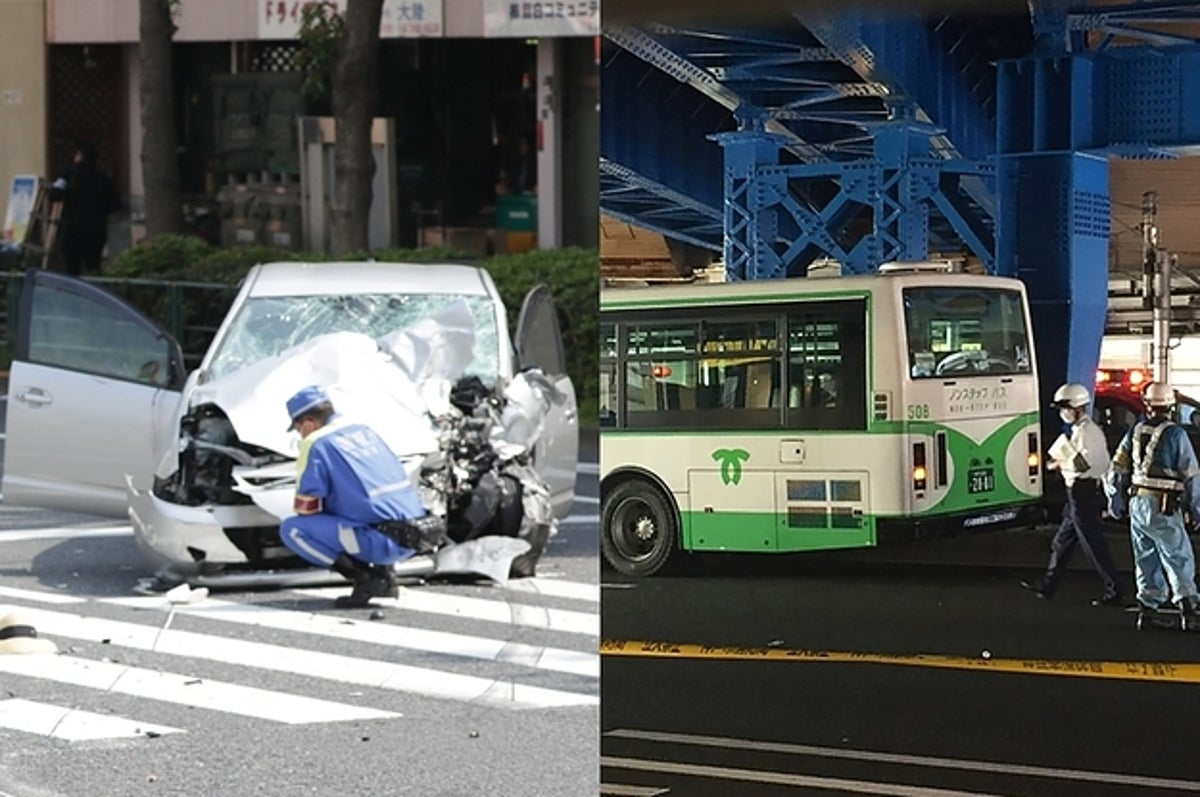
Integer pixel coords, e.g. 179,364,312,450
205,293,501,381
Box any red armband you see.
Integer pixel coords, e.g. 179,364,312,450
294,494,322,515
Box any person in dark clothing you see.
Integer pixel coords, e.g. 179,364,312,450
53,141,120,276
1021,383,1128,606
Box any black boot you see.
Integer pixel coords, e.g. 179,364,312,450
1020,573,1057,599
367,564,398,600
331,554,396,609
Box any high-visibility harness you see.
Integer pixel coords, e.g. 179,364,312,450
1131,420,1186,493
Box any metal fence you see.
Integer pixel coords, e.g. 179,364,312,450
0,271,240,370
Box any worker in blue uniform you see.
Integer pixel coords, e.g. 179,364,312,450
278,385,428,609
1106,381,1200,630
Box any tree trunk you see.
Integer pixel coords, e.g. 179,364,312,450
329,0,384,256
139,0,185,237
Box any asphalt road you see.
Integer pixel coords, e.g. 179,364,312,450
601,527,1200,796
0,430,600,797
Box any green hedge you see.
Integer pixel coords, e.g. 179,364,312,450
106,236,598,423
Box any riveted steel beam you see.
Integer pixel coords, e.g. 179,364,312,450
605,25,829,162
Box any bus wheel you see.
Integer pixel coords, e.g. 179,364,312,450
602,479,677,577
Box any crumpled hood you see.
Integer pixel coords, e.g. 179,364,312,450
186,300,481,460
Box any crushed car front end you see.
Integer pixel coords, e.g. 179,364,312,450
128,398,334,586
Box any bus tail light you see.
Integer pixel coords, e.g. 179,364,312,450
1027,432,1040,477
913,442,928,492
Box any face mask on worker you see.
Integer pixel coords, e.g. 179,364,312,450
1059,408,1077,425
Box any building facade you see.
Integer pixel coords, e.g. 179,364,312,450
0,0,599,257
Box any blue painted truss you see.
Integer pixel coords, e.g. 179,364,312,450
600,12,1024,272
713,121,997,279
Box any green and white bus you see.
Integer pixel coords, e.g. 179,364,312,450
599,266,1044,576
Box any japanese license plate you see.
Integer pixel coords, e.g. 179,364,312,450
968,468,995,494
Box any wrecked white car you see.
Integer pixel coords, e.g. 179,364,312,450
2,263,578,586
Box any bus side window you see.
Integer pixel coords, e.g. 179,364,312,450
788,365,805,409
745,362,774,408
786,302,866,430
697,383,721,409
625,362,656,413
600,363,617,427
720,371,742,408
814,370,839,408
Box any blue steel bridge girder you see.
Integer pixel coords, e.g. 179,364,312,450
997,44,1200,156
794,10,1000,163
1029,0,1085,53
1027,2,1200,54
604,24,831,163
789,9,1003,260
712,122,996,281
599,159,724,252
1066,2,1200,51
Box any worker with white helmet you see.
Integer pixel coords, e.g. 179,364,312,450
1106,381,1200,630
1021,383,1127,606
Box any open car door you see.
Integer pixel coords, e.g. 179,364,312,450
3,270,186,517
514,283,579,520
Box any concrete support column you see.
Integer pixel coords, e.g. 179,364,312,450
536,37,562,249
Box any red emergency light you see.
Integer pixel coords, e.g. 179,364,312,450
1096,367,1148,391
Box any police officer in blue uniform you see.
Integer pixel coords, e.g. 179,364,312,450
1106,381,1200,630
278,385,428,609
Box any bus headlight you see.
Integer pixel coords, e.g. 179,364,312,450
1027,432,1040,477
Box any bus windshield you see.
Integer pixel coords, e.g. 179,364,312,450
903,287,1032,379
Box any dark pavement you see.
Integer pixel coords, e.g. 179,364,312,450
600,524,1200,795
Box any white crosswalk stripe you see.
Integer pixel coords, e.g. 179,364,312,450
0,698,182,741
0,525,133,542
104,594,598,678
288,585,599,635
0,654,395,724
0,575,598,741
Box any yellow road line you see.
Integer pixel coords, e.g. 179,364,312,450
601,639,1200,684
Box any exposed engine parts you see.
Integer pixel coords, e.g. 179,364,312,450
154,404,288,506
422,374,556,577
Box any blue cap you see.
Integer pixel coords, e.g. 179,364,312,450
286,385,330,430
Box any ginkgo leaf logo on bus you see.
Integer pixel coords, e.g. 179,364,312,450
712,448,751,485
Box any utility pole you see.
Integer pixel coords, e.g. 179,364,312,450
1141,190,1172,384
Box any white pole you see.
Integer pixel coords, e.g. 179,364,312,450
536,38,562,249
